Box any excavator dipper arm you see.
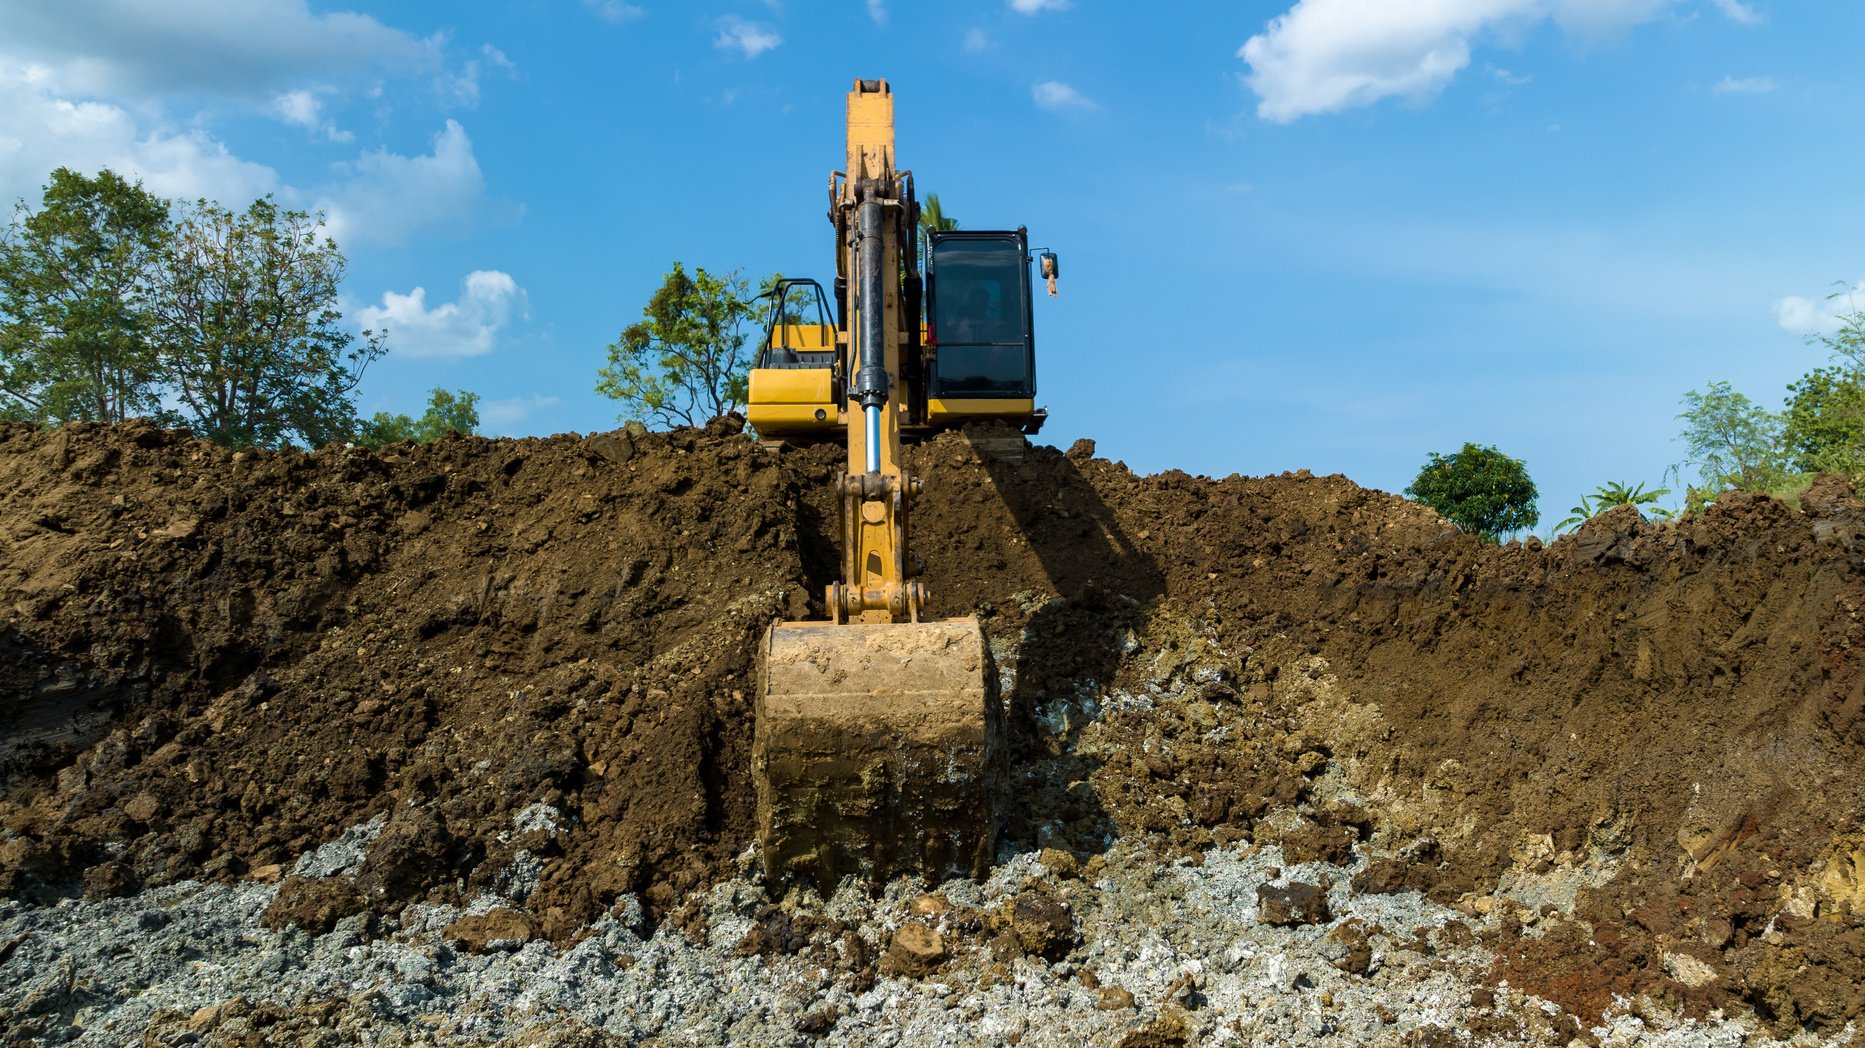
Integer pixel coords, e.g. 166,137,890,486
752,79,1002,893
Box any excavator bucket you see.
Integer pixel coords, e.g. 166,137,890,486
754,617,1003,892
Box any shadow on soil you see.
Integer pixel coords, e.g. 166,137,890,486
975,437,1165,862
0,626,128,788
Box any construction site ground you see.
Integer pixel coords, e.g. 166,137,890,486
1,417,1862,1046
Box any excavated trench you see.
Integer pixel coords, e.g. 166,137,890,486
2,418,1863,1041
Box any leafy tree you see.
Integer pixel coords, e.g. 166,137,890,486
596,262,775,428
1554,497,1593,536
0,168,170,423
1405,442,1539,543
1554,481,1674,534
1809,285,1865,370
918,193,957,269
1778,293,1865,484
919,193,957,237
1675,380,1793,497
151,197,383,449
1783,366,1865,481
357,387,480,448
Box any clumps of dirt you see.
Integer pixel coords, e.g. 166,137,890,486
1257,881,1331,927
4,418,1865,1032
0,417,823,942
140,995,626,1048
987,886,1080,961
731,901,875,988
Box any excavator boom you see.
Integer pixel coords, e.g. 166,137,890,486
752,80,1004,892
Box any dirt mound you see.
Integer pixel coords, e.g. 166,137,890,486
0,417,821,938
3,419,1864,1032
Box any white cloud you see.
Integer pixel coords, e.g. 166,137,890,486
357,270,527,360
481,45,515,73
317,120,487,247
1713,74,1775,95
1009,0,1070,13
1774,282,1865,335
1707,0,1761,25
1033,80,1096,111
481,393,563,431
714,16,781,58
0,0,435,98
0,66,279,207
584,0,646,23
1773,296,1822,333
274,89,320,127
964,28,992,53
0,66,482,246
0,5,492,250
1238,0,1739,122
868,0,888,25
270,88,354,142
1240,0,1540,123
1546,0,1671,41
441,62,481,108
438,44,518,110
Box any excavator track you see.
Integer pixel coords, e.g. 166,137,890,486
754,618,1002,892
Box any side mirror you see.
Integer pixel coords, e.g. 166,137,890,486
1039,251,1059,297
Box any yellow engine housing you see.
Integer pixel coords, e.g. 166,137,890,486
747,366,839,437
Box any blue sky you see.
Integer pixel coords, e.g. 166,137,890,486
3,0,1863,529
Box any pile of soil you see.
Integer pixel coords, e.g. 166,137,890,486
2,418,1862,1034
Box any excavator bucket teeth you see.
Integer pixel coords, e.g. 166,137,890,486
754,617,1003,893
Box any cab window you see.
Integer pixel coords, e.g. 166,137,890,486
932,240,1025,346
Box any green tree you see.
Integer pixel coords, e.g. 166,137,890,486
1405,443,1539,543
0,168,170,423
917,193,957,269
919,193,958,237
1783,366,1865,481
1675,380,1793,497
357,387,480,448
1554,481,1674,534
596,262,774,428
152,197,383,449
1778,292,1865,483
1810,286,1865,370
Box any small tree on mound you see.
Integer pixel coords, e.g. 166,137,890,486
1406,443,1539,543
596,263,777,429
1675,380,1793,499
1555,481,1673,534
1784,366,1865,481
357,387,480,448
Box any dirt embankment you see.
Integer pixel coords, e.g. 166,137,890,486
2,418,1863,1032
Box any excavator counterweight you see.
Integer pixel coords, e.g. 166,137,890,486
752,79,1046,892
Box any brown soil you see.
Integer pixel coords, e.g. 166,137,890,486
3,418,1863,1033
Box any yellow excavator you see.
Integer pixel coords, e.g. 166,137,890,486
749,79,1056,892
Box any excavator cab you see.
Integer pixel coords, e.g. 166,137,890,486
926,230,1034,394
924,229,1046,433
745,229,1047,439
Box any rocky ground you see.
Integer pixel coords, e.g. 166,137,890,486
2,418,1863,1044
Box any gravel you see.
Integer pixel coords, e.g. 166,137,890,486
1,829,1852,1046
